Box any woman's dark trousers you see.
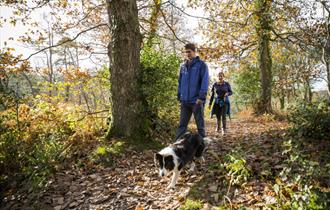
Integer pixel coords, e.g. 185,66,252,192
216,104,227,131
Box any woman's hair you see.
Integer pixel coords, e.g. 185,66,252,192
218,72,225,77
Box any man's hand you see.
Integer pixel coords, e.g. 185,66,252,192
224,92,229,97
196,99,203,105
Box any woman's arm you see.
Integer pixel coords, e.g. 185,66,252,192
209,83,215,106
227,82,233,96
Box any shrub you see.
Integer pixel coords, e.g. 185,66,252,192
270,139,328,209
0,98,106,191
180,199,204,210
224,149,251,185
0,104,70,190
288,99,330,140
231,64,261,109
140,46,181,141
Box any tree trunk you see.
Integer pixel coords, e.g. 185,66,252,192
280,87,285,110
323,40,330,97
308,83,313,103
22,73,36,97
64,47,70,102
304,81,308,102
255,0,272,114
48,27,54,97
170,0,177,54
302,77,313,103
326,61,330,97
106,0,144,139
280,97,285,110
146,0,162,47
80,83,91,113
321,2,330,98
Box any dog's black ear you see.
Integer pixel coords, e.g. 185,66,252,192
155,153,162,165
181,132,191,140
155,153,162,160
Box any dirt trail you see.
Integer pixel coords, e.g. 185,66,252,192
1,117,289,210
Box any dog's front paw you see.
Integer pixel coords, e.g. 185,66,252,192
188,162,196,172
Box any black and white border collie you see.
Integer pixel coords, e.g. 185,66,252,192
155,132,212,188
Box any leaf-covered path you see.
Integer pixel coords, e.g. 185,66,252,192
2,116,328,209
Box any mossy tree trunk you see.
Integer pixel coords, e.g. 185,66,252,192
255,0,273,114
106,0,146,140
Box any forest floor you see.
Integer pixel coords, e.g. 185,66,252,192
1,115,329,210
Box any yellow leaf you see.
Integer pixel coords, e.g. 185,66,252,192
275,177,282,185
177,195,185,202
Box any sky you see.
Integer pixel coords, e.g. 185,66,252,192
0,1,204,69
0,6,29,55
0,1,328,91
0,1,204,52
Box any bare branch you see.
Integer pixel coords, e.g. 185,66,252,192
22,23,108,61
271,28,297,43
80,109,109,115
57,3,105,32
168,1,218,22
27,0,51,10
319,1,330,14
168,1,254,27
65,109,109,123
138,0,170,10
159,7,186,44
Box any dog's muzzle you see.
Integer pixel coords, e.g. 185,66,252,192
159,169,166,177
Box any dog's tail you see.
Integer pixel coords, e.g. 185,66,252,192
195,137,213,159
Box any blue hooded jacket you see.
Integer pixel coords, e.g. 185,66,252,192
177,56,209,104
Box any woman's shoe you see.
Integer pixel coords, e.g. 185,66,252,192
221,128,226,136
215,122,220,132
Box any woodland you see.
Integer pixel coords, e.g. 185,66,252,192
0,0,329,209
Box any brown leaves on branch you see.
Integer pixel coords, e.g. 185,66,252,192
58,66,91,81
0,48,30,78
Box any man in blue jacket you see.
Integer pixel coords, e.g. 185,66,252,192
176,43,209,140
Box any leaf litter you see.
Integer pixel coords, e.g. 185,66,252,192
2,117,329,209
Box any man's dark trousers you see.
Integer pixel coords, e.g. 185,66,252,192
176,102,205,140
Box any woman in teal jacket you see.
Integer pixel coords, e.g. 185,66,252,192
208,72,233,135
